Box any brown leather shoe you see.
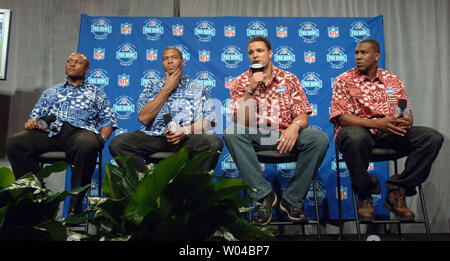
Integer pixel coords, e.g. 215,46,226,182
358,198,375,221
384,187,415,220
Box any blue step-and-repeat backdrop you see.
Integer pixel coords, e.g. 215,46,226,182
70,14,389,221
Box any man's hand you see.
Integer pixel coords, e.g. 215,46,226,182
374,116,409,136
163,68,182,93
166,125,186,145
277,125,300,154
24,119,38,130
248,71,266,93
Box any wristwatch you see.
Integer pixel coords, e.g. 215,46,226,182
247,87,255,95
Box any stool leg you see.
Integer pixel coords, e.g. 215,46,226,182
418,185,432,240
312,179,321,240
335,150,343,240
352,191,362,241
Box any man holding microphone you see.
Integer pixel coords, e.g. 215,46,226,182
109,46,223,172
330,39,443,221
223,36,329,226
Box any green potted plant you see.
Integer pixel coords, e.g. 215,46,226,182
0,162,90,240
71,148,274,241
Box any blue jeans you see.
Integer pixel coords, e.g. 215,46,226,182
223,124,329,208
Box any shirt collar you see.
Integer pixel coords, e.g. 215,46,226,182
353,67,386,84
64,78,89,88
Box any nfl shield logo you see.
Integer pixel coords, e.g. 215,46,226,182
93,48,105,60
118,74,130,87
172,24,184,36
146,49,158,61
199,50,210,63
121,23,132,35
328,26,339,38
304,51,316,64
225,76,234,89
276,26,288,38
224,25,236,38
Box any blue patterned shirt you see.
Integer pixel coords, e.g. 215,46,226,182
138,74,215,136
29,79,118,137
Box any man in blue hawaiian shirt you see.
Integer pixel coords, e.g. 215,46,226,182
6,52,118,215
109,46,223,172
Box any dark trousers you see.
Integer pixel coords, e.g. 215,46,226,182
108,131,224,172
336,126,444,198
6,123,102,213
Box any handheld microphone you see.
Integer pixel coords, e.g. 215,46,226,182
36,115,56,132
163,113,177,133
250,63,264,73
250,62,266,89
393,99,411,119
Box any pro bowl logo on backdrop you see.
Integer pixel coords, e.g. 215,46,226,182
276,26,288,38
199,50,210,63
221,153,240,179
224,25,236,38
118,74,130,88
221,46,243,69
306,180,326,207
225,76,235,89
113,96,135,120
304,51,316,64
277,162,296,179
196,71,216,91
195,21,216,42
143,19,164,40
93,48,105,61
301,72,323,95
298,22,320,43
331,153,350,178
87,69,109,89
247,21,268,37
116,43,137,66
328,26,339,38
90,18,112,40
274,46,296,69
327,46,348,69
141,70,162,87
350,21,370,41
172,24,184,37
146,49,158,61
121,23,132,35
174,44,190,62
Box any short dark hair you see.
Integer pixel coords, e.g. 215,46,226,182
163,46,184,60
358,39,380,54
248,36,272,51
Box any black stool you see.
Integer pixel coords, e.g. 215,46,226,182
251,150,322,240
335,146,431,240
38,150,103,233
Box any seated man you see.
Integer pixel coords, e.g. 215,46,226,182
223,37,329,225
109,46,223,172
330,39,444,221
6,52,117,216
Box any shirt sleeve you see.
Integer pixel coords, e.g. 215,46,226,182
199,84,216,123
229,74,248,118
29,88,53,120
329,78,352,123
95,89,118,130
289,75,312,118
137,81,159,113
